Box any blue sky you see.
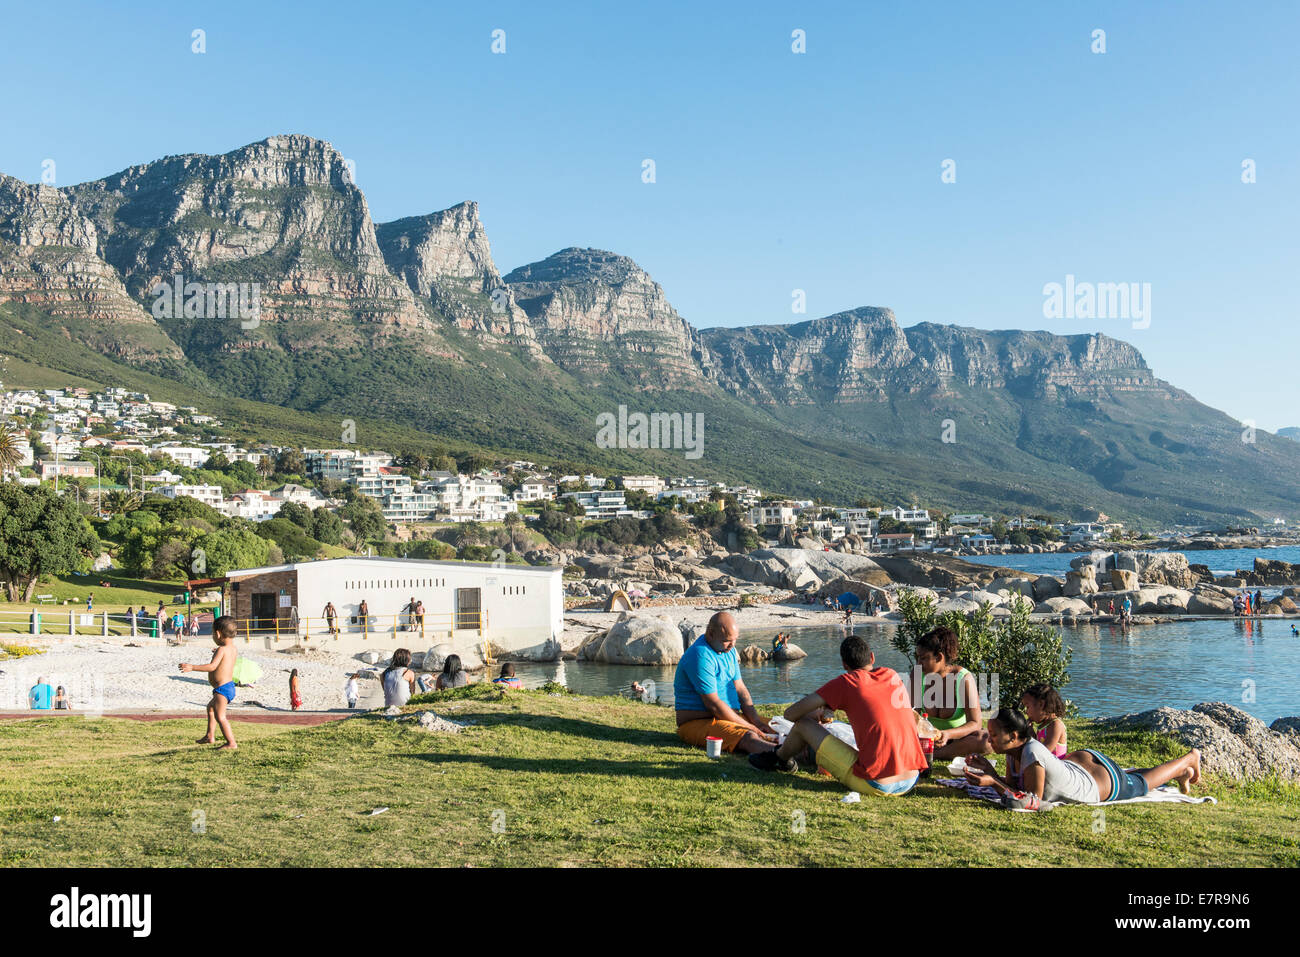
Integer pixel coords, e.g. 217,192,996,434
2,1,1296,428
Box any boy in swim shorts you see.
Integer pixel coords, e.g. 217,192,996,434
179,615,239,750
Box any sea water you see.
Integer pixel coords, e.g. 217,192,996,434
510,618,1300,724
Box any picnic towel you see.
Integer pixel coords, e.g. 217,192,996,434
769,716,857,749
936,776,1217,811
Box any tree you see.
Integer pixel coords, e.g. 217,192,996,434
310,508,344,545
105,489,143,516
341,496,386,546
0,483,99,601
277,500,313,530
0,422,25,475
191,528,272,577
275,449,305,476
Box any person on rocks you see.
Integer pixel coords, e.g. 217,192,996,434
673,611,779,756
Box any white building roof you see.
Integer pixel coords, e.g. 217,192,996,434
225,556,563,578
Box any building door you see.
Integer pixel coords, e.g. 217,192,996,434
251,593,276,630
454,588,481,631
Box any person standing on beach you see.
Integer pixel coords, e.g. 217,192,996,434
289,669,303,711
1254,590,1263,615
414,599,425,634
324,601,338,637
358,599,369,635
179,615,239,750
344,673,359,709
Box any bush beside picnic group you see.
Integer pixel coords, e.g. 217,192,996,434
892,588,1073,713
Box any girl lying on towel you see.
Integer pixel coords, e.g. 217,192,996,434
963,708,1201,811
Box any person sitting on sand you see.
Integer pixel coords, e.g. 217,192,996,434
673,611,779,756
54,685,71,711
1021,683,1067,757
913,626,991,760
436,654,469,690
750,635,928,796
493,663,524,689
179,615,239,750
963,708,1201,810
382,649,416,707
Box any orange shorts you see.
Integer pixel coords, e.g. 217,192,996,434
676,718,754,752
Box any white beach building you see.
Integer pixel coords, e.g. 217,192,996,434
220,556,564,660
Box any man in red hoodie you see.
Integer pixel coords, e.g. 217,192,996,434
750,634,928,796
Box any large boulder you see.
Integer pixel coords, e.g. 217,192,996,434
1100,702,1300,781
989,576,1035,598
1116,551,1196,588
1109,568,1139,591
1251,558,1300,586
782,564,823,592
772,642,807,661
1063,566,1099,597
590,614,685,665
935,597,983,614
1031,576,1064,601
1034,596,1093,616
727,552,788,587
1187,588,1235,615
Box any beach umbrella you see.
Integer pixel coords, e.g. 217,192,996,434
836,591,863,607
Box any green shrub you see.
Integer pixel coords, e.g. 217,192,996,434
893,588,1073,713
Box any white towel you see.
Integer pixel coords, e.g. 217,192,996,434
936,776,1217,811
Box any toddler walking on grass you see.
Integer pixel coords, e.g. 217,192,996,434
179,615,239,750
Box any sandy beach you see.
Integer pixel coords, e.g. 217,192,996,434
0,639,388,714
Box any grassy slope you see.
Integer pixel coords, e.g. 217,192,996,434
1,685,1296,867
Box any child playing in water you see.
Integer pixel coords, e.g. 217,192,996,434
179,615,239,750
1021,683,1067,757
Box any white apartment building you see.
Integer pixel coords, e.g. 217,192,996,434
150,445,211,469
621,474,666,495
222,490,282,521
514,477,557,502
156,483,224,508
560,489,636,520
749,502,799,527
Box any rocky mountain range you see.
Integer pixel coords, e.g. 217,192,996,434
2,134,1298,525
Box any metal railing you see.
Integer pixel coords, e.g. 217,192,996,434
0,609,196,638
229,611,486,642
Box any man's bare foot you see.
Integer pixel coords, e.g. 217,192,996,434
1188,749,1202,786
1175,767,1194,794
196,735,215,744
216,742,238,750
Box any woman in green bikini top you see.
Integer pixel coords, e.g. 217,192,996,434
914,625,992,760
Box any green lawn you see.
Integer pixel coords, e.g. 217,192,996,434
0,573,195,636
1,685,1296,867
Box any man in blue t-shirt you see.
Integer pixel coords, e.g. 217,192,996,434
673,611,779,756
28,677,53,710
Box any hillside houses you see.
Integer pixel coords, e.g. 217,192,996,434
1,384,1129,552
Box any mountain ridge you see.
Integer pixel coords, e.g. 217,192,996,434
1,133,1296,526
